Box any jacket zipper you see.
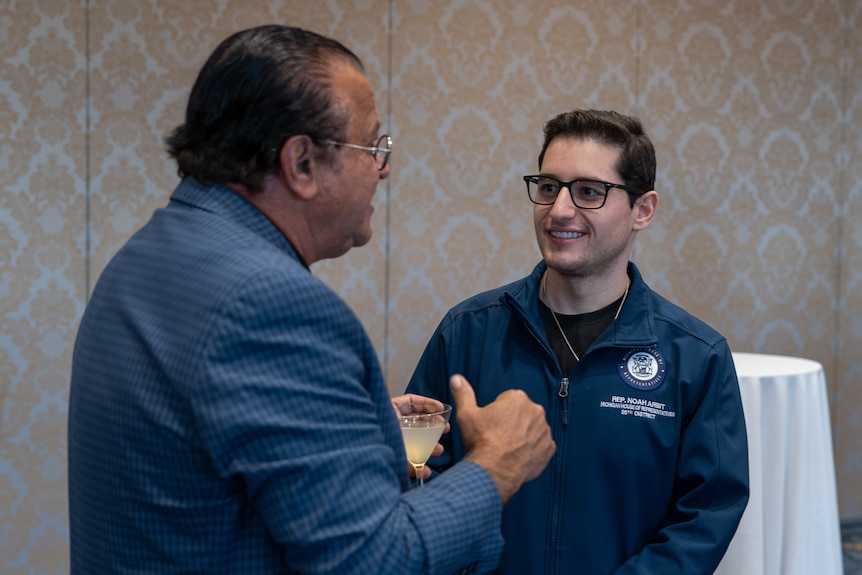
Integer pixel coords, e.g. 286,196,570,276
517,307,569,575
547,376,570,575
558,377,569,427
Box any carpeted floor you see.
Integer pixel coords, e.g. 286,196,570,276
845,519,862,574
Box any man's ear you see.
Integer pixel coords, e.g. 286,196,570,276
278,135,319,200
633,190,658,230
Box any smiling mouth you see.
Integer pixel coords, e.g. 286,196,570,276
550,231,585,239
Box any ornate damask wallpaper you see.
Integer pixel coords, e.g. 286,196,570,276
1,0,859,571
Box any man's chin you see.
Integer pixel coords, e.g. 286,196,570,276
543,256,587,277
352,229,373,249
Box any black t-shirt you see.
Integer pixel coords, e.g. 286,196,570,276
539,295,623,377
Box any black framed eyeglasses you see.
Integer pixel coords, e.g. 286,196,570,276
322,134,392,170
523,174,641,209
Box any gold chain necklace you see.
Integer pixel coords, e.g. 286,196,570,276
541,272,630,363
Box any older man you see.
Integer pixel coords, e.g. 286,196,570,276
68,25,554,575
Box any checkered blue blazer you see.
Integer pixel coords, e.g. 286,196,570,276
68,177,502,574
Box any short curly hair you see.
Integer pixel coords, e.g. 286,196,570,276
165,25,363,193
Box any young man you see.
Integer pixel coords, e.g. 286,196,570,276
68,25,555,574
407,110,749,574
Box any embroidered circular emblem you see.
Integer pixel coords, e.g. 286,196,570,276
617,348,667,391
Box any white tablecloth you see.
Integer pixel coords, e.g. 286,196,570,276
715,352,844,575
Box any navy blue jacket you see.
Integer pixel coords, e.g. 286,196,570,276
407,261,749,574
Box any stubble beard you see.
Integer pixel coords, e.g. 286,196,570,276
541,236,631,282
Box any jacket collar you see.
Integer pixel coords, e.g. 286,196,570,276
503,260,659,352
169,177,309,270
612,262,659,348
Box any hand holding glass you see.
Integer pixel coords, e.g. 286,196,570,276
398,402,452,486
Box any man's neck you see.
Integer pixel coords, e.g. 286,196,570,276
542,267,630,316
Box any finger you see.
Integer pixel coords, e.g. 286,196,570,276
407,463,433,479
392,394,444,415
450,374,477,413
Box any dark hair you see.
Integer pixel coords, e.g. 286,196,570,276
165,25,364,192
537,110,656,203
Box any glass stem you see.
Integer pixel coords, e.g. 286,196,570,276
413,463,425,486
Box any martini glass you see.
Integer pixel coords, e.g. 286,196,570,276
398,402,452,486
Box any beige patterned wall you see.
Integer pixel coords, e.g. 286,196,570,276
0,0,859,571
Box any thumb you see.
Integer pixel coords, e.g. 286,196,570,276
450,374,477,412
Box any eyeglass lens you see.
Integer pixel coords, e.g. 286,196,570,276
375,135,391,170
527,176,607,208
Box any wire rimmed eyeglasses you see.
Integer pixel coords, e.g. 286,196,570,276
523,174,641,209
322,134,392,171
